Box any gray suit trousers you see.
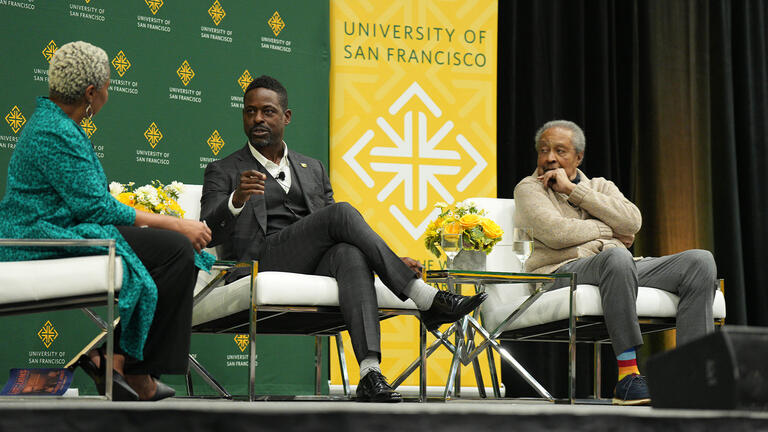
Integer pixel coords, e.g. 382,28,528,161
256,202,417,363
553,248,717,356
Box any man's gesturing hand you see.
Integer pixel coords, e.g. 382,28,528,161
233,169,266,208
538,168,576,195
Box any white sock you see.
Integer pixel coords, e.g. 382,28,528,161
404,278,438,310
359,355,381,379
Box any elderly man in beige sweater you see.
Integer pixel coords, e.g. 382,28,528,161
514,120,717,406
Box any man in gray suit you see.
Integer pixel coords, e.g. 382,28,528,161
201,75,486,402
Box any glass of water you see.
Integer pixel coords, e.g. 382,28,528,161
512,227,534,271
440,230,463,270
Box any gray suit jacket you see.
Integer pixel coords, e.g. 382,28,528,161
201,144,334,262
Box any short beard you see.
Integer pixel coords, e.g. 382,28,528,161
248,137,269,148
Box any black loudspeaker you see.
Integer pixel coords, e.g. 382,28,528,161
646,326,768,410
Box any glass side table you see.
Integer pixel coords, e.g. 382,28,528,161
391,269,575,401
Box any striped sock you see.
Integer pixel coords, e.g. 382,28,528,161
617,348,640,381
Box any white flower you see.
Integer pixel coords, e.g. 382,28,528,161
135,185,160,207
108,182,124,196
164,181,184,200
434,201,448,208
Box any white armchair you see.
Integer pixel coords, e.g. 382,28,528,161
0,238,122,399
177,185,424,401
468,197,727,403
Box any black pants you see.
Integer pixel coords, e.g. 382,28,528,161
114,226,197,375
258,202,418,363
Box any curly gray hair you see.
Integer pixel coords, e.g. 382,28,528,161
48,41,109,104
534,120,586,153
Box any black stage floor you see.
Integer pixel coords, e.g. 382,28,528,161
0,399,767,432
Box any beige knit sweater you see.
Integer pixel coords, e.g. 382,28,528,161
513,169,642,274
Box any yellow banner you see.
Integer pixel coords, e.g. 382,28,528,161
329,0,498,389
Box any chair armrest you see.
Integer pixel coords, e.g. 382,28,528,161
194,260,258,306
0,238,116,248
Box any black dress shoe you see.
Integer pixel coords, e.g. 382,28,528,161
72,354,139,401
144,378,175,401
356,370,402,402
420,291,488,332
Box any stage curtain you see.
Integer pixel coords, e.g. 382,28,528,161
497,0,767,398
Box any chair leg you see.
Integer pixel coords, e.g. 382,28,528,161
185,370,194,396
315,336,323,395
593,342,602,399
419,320,427,402
334,333,350,397
248,261,258,402
568,273,577,404
187,355,232,398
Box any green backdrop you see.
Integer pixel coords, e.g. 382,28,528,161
0,0,330,396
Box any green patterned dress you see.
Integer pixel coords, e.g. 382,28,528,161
0,97,156,360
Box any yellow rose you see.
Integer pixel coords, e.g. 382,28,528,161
459,214,482,229
480,218,503,239
116,192,135,207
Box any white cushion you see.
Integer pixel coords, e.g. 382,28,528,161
482,283,727,333
192,271,416,326
0,255,123,305
178,184,203,221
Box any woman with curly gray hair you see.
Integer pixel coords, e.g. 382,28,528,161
0,41,212,401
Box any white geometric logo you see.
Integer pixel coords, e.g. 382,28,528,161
343,82,487,239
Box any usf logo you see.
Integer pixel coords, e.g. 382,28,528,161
207,130,225,156
5,106,26,134
268,11,285,36
111,50,132,77
80,118,97,138
237,70,252,92
234,334,248,352
145,0,163,15
144,122,163,148
42,40,58,63
177,60,195,86
208,0,226,26
37,321,59,349
343,82,487,239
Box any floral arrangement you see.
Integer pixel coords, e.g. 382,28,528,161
423,201,504,258
109,180,185,218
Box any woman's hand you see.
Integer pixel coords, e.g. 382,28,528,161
133,211,212,252
177,219,212,253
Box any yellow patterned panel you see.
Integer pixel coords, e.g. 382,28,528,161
330,0,498,388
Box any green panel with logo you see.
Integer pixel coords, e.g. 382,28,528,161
0,0,330,396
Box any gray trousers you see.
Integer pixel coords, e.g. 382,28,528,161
554,248,717,356
257,202,418,363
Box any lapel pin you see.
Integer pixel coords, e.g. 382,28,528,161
300,163,307,168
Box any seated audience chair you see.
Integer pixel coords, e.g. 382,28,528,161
177,185,425,401
466,197,727,403
0,238,122,399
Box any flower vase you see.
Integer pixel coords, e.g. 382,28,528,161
451,249,487,271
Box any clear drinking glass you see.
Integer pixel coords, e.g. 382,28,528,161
440,232,463,269
512,227,534,271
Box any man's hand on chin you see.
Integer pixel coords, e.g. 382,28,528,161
400,257,423,278
538,168,576,195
